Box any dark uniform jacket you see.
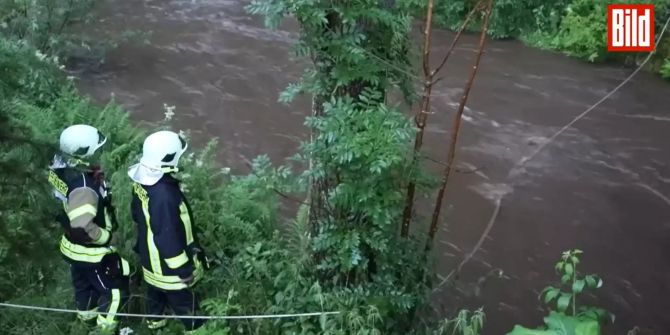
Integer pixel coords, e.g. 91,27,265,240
131,174,203,290
49,167,117,266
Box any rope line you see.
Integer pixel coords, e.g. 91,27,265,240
0,302,339,320
432,15,670,293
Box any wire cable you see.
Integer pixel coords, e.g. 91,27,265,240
0,302,339,320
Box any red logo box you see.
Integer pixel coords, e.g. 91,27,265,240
608,4,655,52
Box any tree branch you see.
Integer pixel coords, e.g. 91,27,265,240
431,2,483,77
426,0,495,250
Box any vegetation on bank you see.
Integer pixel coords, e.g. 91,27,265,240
402,0,670,79
0,0,660,334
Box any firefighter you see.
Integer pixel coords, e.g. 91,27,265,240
48,124,129,333
128,130,207,333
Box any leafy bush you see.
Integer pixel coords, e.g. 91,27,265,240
0,0,149,61
551,0,609,62
244,1,448,333
426,0,670,77
661,58,670,79
0,35,145,334
507,250,613,335
0,0,96,56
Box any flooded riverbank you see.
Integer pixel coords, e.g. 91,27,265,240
74,0,670,333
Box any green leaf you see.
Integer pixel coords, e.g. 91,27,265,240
564,263,574,276
561,274,571,284
543,311,579,333
578,307,612,324
319,313,327,330
506,325,556,335
572,279,585,294
557,293,571,313
584,275,596,288
571,255,580,265
542,287,561,305
555,262,564,273
574,319,600,335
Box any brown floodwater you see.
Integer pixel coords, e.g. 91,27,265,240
73,0,670,333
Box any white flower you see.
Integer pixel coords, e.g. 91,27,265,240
59,65,65,70
195,159,203,167
35,50,47,61
120,327,134,335
163,103,176,121
66,76,76,81
222,167,231,174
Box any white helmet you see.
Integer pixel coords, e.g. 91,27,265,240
59,124,107,158
128,130,187,186
139,130,188,169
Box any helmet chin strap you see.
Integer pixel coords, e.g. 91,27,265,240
161,166,179,173
66,156,91,168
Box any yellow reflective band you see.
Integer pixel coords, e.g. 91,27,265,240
142,268,188,290
48,170,68,195
97,289,120,329
68,158,90,167
165,251,189,269
60,236,115,263
121,258,130,276
146,221,163,275
133,183,149,202
104,209,113,232
142,266,204,291
179,202,194,245
77,307,98,321
147,319,167,329
93,229,110,245
134,183,163,275
67,204,97,220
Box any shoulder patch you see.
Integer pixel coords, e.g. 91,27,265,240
48,170,68,196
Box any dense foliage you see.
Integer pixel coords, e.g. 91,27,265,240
0,0,643,334
1,0,442,333
402,0,670,78
508,250,612,335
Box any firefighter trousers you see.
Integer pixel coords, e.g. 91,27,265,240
145,285,204,331
70,261,129,330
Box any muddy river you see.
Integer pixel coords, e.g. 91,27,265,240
74,0,670,333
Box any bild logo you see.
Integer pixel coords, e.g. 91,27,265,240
608,4,655,52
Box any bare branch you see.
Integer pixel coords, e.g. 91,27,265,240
426,0,495,249
432,1,483,77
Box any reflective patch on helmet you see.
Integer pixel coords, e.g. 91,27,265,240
73,146,90,157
